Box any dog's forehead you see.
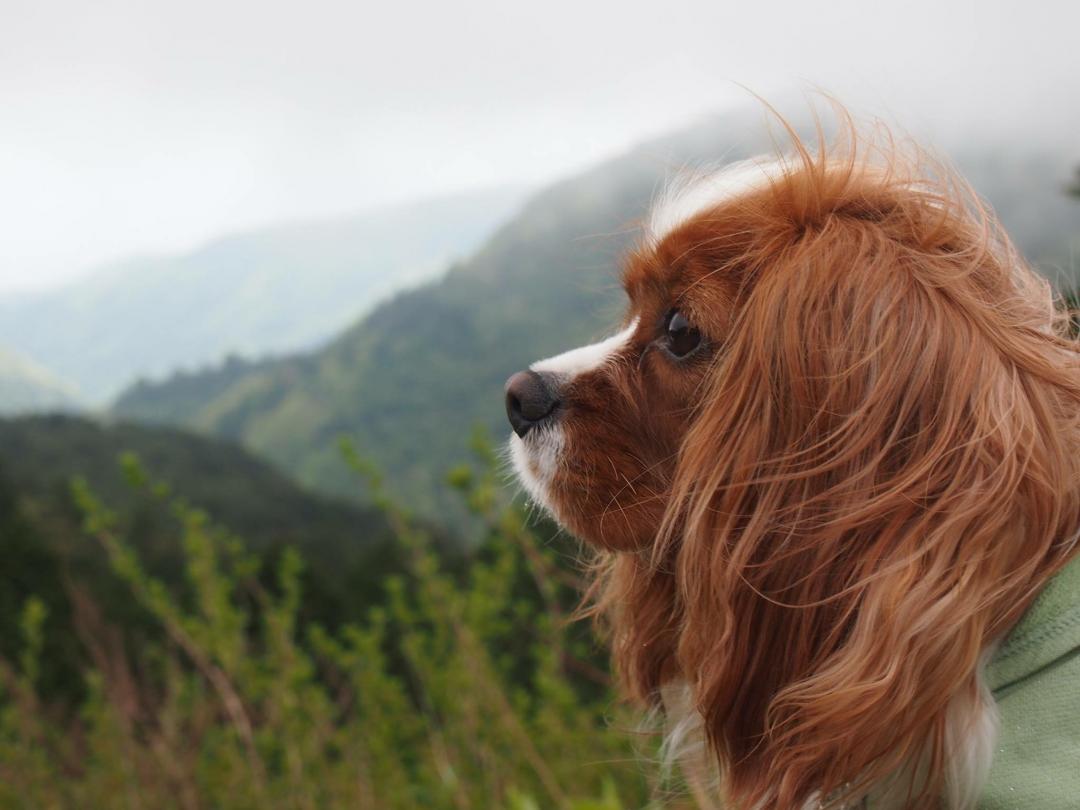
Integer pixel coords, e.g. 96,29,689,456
622,217,739,321
647,157,786,244
622,160,785,309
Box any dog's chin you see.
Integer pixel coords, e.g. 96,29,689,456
509,430,662,551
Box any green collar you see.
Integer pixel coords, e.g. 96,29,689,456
986,551,1080,693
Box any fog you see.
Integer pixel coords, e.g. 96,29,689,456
2,0,1078,292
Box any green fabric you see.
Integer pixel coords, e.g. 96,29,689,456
978,553,1080,808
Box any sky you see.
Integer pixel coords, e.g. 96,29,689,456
1,0,1078,294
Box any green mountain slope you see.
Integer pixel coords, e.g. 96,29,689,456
0,187,525,404
0,414,458,701
0,415,437,611
0,347,80,415
113,110,1080,518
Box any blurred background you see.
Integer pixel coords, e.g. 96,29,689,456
1,1,1078,807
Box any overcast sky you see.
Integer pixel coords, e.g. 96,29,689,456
2,0,1078,294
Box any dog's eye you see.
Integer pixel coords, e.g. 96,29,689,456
663,309,702,358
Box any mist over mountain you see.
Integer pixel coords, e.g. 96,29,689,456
0,187,525,404
111,107,1080,520
0,346,80,415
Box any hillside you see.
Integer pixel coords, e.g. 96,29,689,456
0,413,463,704
0,187,525,404
113,109,1080,519
0,415,442,617
0,346,80,415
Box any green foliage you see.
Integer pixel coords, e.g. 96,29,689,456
0,446,694,809
0,469,84,701
0,414,461,685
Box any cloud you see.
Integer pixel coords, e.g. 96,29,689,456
1,0,1077,291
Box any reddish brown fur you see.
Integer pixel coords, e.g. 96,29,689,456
529,112,1080,808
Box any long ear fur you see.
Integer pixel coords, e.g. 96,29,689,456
608,120,1080,808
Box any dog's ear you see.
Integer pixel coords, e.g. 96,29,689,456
584,552,681,704
656,169,1080,807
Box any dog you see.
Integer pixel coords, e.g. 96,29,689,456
504,112,1080,808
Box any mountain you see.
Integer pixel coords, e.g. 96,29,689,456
0,413,459,701
0,414,450,617
112,108,1080,519
0,415,394,564
0,187,526,404
0,346,80,415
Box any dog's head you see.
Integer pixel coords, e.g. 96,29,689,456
505,157,795,553
505,119,1080,807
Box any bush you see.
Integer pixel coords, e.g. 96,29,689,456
0,435,696,809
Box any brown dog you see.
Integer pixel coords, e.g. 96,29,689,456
505,113,1080,808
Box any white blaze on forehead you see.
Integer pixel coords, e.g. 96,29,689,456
648,156,789,244
531,318,638,380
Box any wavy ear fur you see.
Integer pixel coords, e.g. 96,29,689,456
600,120,1080,808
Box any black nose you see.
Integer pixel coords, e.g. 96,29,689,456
505,370,560,438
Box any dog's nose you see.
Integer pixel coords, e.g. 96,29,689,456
505,370,561,438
